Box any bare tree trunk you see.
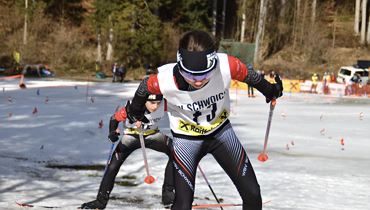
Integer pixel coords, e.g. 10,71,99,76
254,0,269,63
240,0,246,42
367,9,370,43
212,0,217,37
293,0,301,49
23,0,28,46
97,33,102,64
332,9,337,48
300,0,308,46
354,0,361,35
221,0,227,39
311,0,317,26
261,0,269,44
280,0,286,17
250,7,259,42
106,28,113,61
361,0,367,44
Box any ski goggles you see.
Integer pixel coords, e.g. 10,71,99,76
179,68,215,82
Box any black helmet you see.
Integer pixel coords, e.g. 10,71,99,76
177,30,218,75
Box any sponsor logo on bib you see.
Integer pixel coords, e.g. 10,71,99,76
178,110,229,136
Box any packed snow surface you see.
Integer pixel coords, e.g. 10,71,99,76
1,78,369,210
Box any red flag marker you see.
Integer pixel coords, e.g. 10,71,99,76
340,138,344,146
32,107,38,115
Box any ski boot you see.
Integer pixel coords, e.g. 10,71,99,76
80,192,109,209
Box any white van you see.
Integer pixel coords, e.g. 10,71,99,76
336,66,369,85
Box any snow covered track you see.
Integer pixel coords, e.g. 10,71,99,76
1,79,370,209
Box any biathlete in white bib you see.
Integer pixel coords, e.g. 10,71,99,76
80,94,175,209
126,30,283,210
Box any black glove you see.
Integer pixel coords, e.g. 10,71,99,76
108,115,120,142
266,74,283,103
108,131,120,142
125,101,149,124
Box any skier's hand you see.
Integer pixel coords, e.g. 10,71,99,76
266,74,283,103
108,131,120,143
135,121,151,131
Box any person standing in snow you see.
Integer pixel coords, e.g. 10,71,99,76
311,73,319,94
247,69,255,97
126,30,283,210
112,62,118,82
80,94,174,209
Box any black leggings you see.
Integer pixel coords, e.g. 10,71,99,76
98,132,174,196
170,123,262,210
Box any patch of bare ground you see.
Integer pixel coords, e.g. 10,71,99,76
259,15,370,80
260,46,370,80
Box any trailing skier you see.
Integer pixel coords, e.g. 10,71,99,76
80,94,175,209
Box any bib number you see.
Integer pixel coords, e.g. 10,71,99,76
193,103,217,125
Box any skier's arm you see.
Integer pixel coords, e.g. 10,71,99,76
228,55,283,102
108,116,120,143
127,75,162,122
107,106,128,142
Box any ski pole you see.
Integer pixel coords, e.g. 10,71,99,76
258,99,276,162
103,142,115,175
197,165,223,210
139,128,155,184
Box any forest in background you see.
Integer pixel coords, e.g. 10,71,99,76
1,0,370,80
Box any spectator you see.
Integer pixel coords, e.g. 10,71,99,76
351,73,362,95
117,64,126,83
330,72,336,83
322,72,330,94
310,73,318,93
112,62,118,82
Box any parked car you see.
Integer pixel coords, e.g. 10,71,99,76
336,66,369,85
